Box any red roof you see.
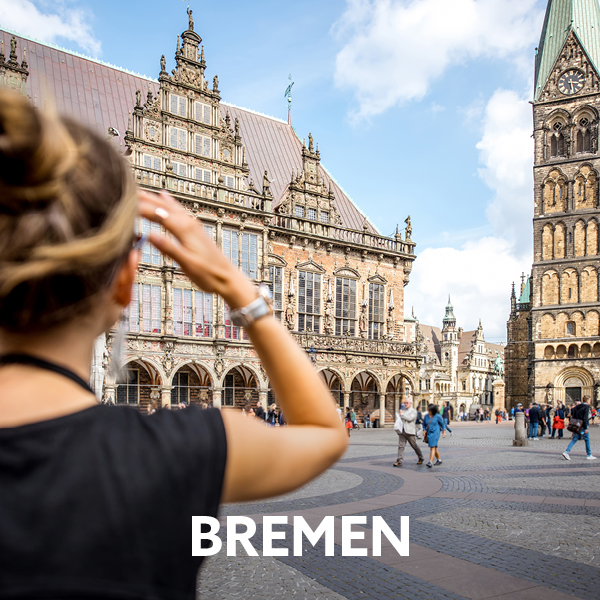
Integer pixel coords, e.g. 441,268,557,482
2,30,374,233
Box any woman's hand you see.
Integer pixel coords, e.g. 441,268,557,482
139,191,256,309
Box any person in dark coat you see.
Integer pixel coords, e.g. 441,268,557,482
254,401,266,421
528,403,541,440
563,397,596,460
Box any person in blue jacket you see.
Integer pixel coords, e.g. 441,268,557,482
422,404,447,468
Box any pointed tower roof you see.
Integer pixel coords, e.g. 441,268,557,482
443,296,456,326
535,0,600,100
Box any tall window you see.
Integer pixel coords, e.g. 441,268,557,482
171,372,189,405
368,283,385,339
224,175,235,189
194,101,212,125
174,289,214,337
116,369,138,405
195,168,211,183
170,94,187,117
194,134,211,157
335,278,357,336
143,154,161,171
139,218,161,266
298,272,321,333
223,372,236,406
141,284,161,334
170,161,187,177
224,304,248,341
566,321,576,336
169,127,187,151
269,266,283,320
125,283,139,332
222,229,258,279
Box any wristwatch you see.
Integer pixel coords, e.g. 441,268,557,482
230,284,274,328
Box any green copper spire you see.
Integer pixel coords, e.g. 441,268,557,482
535,0,600,100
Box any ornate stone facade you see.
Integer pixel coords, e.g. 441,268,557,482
506,3,600,409
411,300,505,416
2,17,419,425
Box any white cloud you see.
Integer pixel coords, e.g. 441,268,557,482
477,89,534,254
406,88,534,340
333,0,543,119
0,0,101,56
405,236,531,340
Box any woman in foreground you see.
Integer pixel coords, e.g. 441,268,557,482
0,90,347,599
422,404,447,467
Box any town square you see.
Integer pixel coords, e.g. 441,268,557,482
0,0,598,599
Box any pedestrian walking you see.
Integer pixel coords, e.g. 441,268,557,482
350,408,358,429
562,397,596,461
255,400,266,421
422,404,447,467
345,408,353,437
363,413,371,428
393,399,424,467
266,403,278,426
442,401,453,435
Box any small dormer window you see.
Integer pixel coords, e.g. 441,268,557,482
194,101,211,125
307,208,317,220
295,206,304,218
320,211,329,223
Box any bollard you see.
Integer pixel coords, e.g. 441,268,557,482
513,411,529,447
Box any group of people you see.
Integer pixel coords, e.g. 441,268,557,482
513,397,596,460
241,401,285,426
394,400,448,468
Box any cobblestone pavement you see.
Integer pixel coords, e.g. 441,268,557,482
197,423,600,600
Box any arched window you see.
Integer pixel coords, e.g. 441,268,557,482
551,135,558,157
566,321,576,336
577,130,583,153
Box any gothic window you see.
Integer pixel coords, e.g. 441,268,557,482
194,134,211,157
335,277,356,336
116,369,139,405
298,271,321,333
142,154,161,171
222,229,239,269
170,94,187,117
368,283,385,340
173,288,214,338
240,232,258,278
141,284,161,334
566,321,576,336
171,372,189,405
140,219,162,265
320,211,329,223
171,161,187,177
307,208,317,220
295,206,304,218
194,168,212,183
550,122,565,158
194,101,212,125
169,127,187,151
268,265,283,320
124,284,139,332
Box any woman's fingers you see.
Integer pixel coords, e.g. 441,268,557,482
147,232,188,266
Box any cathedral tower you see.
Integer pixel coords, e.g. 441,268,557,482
441,297,459,390
531,0,600,406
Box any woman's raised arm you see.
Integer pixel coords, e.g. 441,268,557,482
139,191,348,502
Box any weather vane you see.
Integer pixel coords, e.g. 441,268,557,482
284,74,294,125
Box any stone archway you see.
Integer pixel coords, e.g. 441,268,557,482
116,359,162,411
350,372,380,425
319,368,344,407
170,362,213,407
554,367,595,406
222,365,259,409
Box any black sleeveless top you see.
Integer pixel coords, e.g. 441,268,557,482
0,404,227,600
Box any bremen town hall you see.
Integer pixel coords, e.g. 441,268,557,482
0,13,419,425
506,0,600,410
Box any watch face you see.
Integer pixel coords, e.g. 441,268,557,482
558,70,584,95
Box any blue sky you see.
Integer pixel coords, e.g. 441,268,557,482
1,0,553,341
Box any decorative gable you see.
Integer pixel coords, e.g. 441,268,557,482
296,259,325,273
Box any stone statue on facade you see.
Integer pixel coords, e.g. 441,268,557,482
493,351,504,379
135,89,141,107
160,54,166,73
359,303,368,339
187,7,194,31
386,311,395,340
324,301,334,335
285,300,296,331
405,215,412,240
213,75,219,92
263,170,272,197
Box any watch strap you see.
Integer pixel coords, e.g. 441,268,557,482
230,294,272,328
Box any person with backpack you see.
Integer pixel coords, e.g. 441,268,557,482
562,397,596,460
393,399,424,467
